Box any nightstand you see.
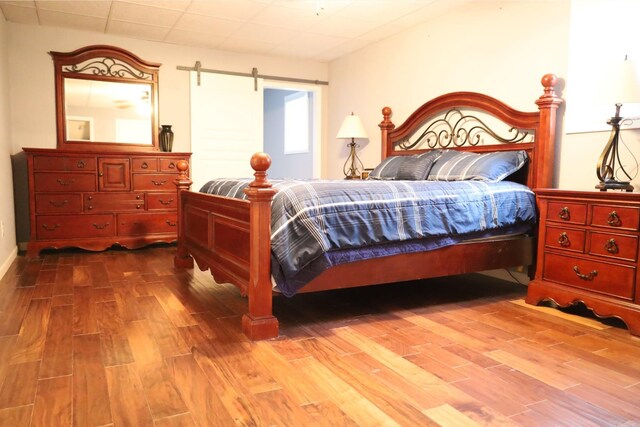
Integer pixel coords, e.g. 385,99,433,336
526,189,640,335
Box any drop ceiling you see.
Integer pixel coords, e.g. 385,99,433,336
0,0,467,62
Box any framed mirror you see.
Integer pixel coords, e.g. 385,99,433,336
50,45,161,151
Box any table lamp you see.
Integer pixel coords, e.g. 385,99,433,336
337,112,368,179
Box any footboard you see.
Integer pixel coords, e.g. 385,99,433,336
173,155,279,340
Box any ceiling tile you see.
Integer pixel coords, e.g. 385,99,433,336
117,0,190,11
308,15,378,38
0,3,38,24
107,19,171,41
38,9,107,32
217,37,278,56
36,0,111,18
174,13,243,37
187,0,269,21
110,1,182,27
164,28,225,49
232,22,299,44
336,0,425,23
357,22,406,42
271,0,351,15
250,4,325,32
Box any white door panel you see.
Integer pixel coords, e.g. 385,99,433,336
190,72,263,191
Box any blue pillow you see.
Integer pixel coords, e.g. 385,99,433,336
369,150,441,180
427,150,528,182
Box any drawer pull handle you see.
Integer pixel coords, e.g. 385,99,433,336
605,238,619,254
152,180,167,186
88,206,93,210
49,199,68,208
573,266,597,281
76,160,85,169
136,195,141,200
559,207,570,221
136,205,142,209
57,178,75,186
168,162,176,169
42,223,60,231
92,222,110,230
141,162,149,169
558,232,570,247
607,211,621,226
159,199,174,205
166,220,177,227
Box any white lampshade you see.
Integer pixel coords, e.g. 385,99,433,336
337,113,368,139
611,57,640,104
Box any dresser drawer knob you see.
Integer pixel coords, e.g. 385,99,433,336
136,205,142,209
57,178,75,186
607,211,621,226
76,160,85,169
168,162,176,169
42,223,61,231
141,162,149,169
166,220,177,227
159,198,174,205
573,266,597,281
49,199,68,208
605,238,619,254
558,232,570,247
152,180,167,186
559,207,570,221
92,222,110,230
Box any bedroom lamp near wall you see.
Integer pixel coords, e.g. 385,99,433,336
596,56,640,192
337,112,368,179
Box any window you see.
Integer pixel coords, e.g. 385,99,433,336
284,91,310,154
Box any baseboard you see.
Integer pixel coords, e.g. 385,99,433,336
0,246,18,281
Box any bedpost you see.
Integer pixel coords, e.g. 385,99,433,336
174,160,194,268
242,152,279,340
379,106,395,160
534,73,562,189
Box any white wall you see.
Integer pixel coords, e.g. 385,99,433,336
7,23,329,155
0,14,18,278
327,0,572,181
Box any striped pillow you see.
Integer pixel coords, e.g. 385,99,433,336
369,150,441,180
427,150,528,182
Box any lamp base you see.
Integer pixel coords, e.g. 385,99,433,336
596,180,634,192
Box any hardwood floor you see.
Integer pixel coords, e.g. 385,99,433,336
1,245,639,426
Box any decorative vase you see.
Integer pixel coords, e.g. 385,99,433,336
159,125,174,152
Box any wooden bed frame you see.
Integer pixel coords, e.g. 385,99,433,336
173,73,562,340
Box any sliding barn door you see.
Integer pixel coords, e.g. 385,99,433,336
190,72,264,192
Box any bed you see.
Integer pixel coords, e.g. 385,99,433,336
173,73,562,340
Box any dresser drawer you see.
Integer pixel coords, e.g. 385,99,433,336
117,213,178,236
33,155,96,171
84,193,145,213
589,231,638,262
542,252,635,300
547,201,587,225
545,226,585,253
36,214,114,239
160,158,183,172
147,192,177,210
132,158,159,172
34,172,96,192
591,204,640,231
132,174,175,191
35,194,82,214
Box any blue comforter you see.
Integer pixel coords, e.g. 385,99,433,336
200,179,536,296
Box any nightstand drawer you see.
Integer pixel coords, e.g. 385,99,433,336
545,226,585,253
589,231,638,262
547,201,587,225
591,205,640,231
542,252,635,300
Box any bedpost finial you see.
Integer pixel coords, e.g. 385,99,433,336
249,152,272,188
382,106,392,119
540,73,558,98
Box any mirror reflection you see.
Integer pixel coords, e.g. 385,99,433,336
64,78,153,145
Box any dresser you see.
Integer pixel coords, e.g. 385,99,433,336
527,189,640,335
24,148,191,257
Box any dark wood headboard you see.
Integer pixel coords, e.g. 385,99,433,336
378,74,562,189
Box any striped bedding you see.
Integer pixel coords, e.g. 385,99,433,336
200,179,536,296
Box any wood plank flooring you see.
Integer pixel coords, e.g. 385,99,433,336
1,245,639,426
